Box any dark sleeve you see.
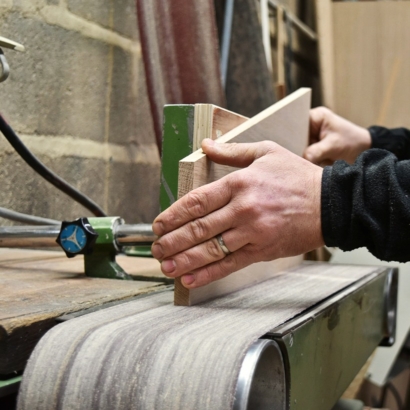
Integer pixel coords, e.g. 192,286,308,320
321,149,410,262
369,126,410,160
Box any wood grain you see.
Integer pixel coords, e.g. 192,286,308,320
0,249,166,374
315,0,335,109
175,88,311,305
193,104,248,150
333,2,410,129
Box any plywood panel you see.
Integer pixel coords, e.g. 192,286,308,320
175,88,311,305
333,2,410,128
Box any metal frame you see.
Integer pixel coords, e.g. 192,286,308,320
234,267,397,410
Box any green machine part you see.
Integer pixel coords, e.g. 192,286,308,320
159,104,195,212
125,105,195,259
85,217,132,281
267,268,397,410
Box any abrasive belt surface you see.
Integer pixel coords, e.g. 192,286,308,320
18,263,380,410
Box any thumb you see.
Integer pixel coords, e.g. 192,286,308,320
201,139,274,168
303,138,335,164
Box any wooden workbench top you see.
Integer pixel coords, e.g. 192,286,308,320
0,248,168,375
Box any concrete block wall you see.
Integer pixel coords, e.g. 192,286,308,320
0,0,160,224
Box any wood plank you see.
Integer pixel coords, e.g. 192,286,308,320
0,248,167,374
175,88,311,305
315,0,335,109
333,2,410,129
193,104,248,150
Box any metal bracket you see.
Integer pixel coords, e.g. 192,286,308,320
85,217,132,280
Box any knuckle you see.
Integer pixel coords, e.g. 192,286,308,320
186,191,207,217
200,266,213,285
206,238,224,259
189,218,208,242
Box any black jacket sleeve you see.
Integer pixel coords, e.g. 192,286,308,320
369,126,410,160
321,149,410,262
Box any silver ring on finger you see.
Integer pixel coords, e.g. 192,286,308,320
216,234,232,256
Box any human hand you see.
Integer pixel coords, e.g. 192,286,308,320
151,139,324,288
304,107,371,165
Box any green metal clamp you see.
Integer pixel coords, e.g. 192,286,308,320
85,217,132,281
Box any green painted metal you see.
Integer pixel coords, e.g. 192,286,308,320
270,270,389,410
160,105,195,212
85,217,132,280
125,105,195,259
0,375,21,398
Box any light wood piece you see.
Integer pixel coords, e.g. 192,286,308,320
193,104,248,150
333,2,410,129
315,0,335,109
175,88,311,305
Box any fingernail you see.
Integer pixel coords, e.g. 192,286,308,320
182,274,195,286
151,243,164,260
161,259,176,274
152,221,164,236
305,152,313,161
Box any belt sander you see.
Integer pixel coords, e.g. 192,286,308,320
2,93,399,409
16,263,396,410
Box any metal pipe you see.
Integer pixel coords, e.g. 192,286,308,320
115,224,157,246
220,0,235,89
0,223,157,248
0,225,61,248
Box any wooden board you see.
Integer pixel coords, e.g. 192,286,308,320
315,0,335,109
175,88,311,305
160,105,247,210
0,248,167,375
193,104,248,150
333,2,410,129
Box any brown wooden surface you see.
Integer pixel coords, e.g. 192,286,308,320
0,248,167,375
175,89,311,306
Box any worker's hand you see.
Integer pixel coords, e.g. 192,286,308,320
304,107,371,165
151,139,324,289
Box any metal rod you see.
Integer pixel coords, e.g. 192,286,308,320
261,0,273,72
220,0,235,89
0,225,61,247
115,224,157,246
0,223,157,248
268,0,317,42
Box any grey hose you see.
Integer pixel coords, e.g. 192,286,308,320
0,206,60,225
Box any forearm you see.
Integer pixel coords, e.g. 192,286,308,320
369,126,410,160
321,149,410,262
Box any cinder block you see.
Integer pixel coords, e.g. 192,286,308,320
67,0,139,40
107,161,160,224
109,47,156,146
113,0,139,40
0,150,106,223
67,0,111,30
0,12,110,142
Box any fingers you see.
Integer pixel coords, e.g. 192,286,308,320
180,247,258,288
152,207,235,260
308,106,332,145
153,178,231,236
159,230,248,278
201,139,276,168
303,137,336,165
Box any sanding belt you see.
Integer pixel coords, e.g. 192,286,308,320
17,263,381,410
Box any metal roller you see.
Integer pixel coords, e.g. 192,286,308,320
234,339,286,410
